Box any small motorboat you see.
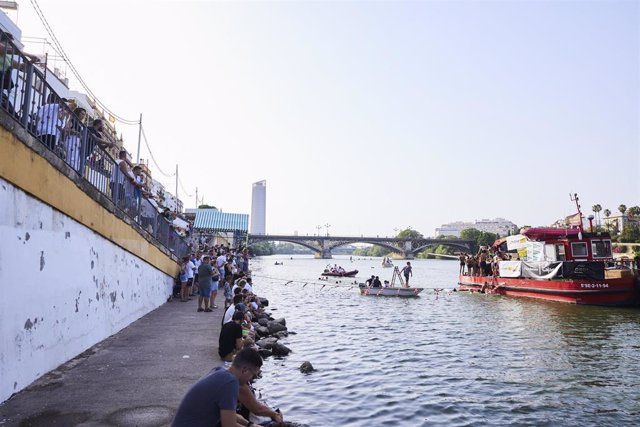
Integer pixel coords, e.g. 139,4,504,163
381,257,393,268
321,269,359,277
358,283,423,297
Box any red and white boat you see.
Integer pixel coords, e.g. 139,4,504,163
458,196,639,306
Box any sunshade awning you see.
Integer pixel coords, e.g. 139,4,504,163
193,209,248,233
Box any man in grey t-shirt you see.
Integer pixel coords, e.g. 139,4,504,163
197,256,214,312
172,348,263,427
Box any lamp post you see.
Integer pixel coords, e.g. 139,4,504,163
316,225,322,236
325,223,331,236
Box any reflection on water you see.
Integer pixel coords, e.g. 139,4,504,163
251,256,640,426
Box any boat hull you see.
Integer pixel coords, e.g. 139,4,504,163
359,285,423,297
458,274,640,306
322,270,359,277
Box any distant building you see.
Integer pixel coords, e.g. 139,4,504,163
435,218,516,238
250,180,266,235
603,214,639,234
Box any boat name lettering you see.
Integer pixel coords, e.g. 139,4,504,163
580,283,609,289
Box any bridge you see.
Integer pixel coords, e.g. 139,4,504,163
247,234,473,259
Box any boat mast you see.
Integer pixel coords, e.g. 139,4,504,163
570,193,584,232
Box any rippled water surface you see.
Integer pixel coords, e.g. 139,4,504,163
249,256,640,426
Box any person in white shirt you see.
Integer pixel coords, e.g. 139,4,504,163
185,257,195,296
35,94,66,151
216,254,227,281
223,296,245,324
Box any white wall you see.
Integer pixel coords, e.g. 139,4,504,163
0,177,174,403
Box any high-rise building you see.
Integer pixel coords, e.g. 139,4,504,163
250,180,266,235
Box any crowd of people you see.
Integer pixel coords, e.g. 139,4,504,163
459,247,512,277
173,244,285,426
1,30,193,248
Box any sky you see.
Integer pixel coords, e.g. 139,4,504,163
9,0,639,237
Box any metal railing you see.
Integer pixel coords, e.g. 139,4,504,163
0,34,189,258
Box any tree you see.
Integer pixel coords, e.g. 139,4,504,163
249,241,274,256
460,228,481,253
618,204,627,215
603,209,612,233
198,204,217,209
477,231,499,248
619,224,640,243
396,228,424,239
592,204,602,226
627,206,640,218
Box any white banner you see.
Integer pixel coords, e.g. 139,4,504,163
499,261,522,278
523,241,545,262
506,234,528,251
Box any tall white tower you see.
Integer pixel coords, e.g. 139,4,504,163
250,180,266,235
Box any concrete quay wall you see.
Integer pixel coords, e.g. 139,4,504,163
0,178,175,403
0,112,180,404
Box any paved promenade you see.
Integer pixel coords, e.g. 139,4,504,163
0,297,224,427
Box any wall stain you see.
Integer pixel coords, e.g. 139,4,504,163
39,251,45,271
65,231,71,239
17,236,21,241
74,291,81,313
39,221,43,229
24,318,34,330
25,232,30,241
14,381,17,390
96,292,100,301
120,291,124,300
91,260,94,270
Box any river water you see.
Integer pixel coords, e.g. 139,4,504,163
249,256,640,426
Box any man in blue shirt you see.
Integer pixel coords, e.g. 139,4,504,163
172,348,262,427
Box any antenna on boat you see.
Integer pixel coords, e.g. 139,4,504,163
569,193,584,232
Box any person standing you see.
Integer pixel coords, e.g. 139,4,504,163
459,253,467,275
197,256,214,312
35,93,66,151
400,261,413,287
63,107,87,172
171,348,262,427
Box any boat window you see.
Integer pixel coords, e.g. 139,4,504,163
571,242,588,257
555,244,566,261
591,240,612,258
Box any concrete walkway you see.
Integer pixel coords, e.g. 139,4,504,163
0,297,225,427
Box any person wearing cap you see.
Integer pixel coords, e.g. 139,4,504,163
218,310,246,361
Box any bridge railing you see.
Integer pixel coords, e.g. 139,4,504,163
0,34,189,258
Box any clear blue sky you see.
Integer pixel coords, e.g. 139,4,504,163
14,0,639,236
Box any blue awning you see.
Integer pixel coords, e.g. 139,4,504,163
193,209,249,232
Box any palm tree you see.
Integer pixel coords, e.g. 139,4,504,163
604,209,611,233
628,206,640,219
592,204,602,227
618,204,627,215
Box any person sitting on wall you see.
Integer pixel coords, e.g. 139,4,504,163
219,310,246,362
172,348,262,427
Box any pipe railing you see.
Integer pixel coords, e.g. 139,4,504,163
0,34,189,258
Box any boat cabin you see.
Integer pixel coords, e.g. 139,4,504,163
521,228,613,263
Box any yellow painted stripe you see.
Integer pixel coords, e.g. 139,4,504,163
0,126,179,277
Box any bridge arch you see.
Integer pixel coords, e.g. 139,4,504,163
328,240,403,255
247,238,321,254
410,241,472,255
